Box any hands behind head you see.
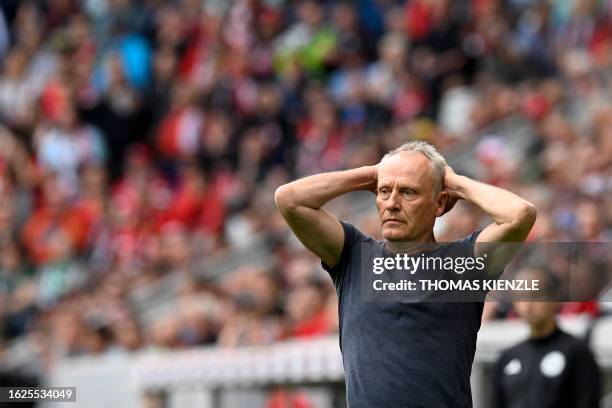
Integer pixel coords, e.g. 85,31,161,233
442,193,459,215
365,164,379,194
442,166,461,215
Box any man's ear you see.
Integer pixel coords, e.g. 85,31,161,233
440,191,460,216
435,191,449,217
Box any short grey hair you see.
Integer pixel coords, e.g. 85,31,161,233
382,140,448,196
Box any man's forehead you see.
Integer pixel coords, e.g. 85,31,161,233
378,152,433,181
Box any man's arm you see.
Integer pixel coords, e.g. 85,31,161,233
443,167,537,265
274,166,377,267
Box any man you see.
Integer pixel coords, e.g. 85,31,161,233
274,141,536,407
492,267,601,408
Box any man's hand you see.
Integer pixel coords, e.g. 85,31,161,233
365,164,378,194
442,166,461,215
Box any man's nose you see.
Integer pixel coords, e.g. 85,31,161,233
385,189,401,212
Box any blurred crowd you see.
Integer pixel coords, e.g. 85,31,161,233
0,0,610,376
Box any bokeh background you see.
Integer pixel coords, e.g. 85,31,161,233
0,0,610,407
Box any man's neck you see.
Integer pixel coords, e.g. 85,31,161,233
385,234,438,255
530,318,557,339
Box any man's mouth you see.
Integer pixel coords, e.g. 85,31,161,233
383,219,405,224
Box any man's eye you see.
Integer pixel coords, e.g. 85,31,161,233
401,190,414,196
378,188,390,197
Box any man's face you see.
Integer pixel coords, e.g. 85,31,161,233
513,301,558,330
513,268,559,330
376,152,446,242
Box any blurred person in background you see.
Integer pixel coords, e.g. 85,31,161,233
34,90,107,195
492,266,601,408
286,279,334,338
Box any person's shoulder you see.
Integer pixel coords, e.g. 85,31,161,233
338,220,378,245
322,221,379,278
555,329,593,353
495,339,529,376
439,229,483,256
499,337,531,360
453,229,484,244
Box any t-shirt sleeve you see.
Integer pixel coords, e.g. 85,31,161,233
456,229,483,258
459,229,511,280
321,220,360,284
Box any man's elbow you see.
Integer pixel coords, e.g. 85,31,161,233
514,202,537,230
274,184,296,212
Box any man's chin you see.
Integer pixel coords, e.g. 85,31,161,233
382,228,409,242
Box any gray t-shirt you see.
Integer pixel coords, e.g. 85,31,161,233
322,221,484,408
